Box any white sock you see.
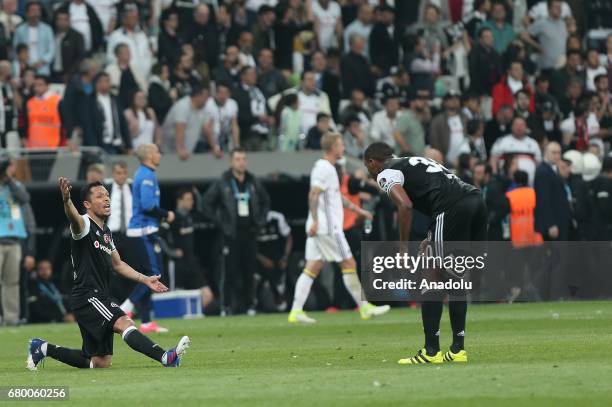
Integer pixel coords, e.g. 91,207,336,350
291,272,314,311
342,272,368,309
41,342,48,356
89,360,94,368
120,299,134,313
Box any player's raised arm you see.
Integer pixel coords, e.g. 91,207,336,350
307,186,322,236
110,250,168,293
59,177,85,236
388,184,413,241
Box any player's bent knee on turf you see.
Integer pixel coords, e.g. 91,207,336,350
90,355,112,368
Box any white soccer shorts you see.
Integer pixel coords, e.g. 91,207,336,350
305,233,353,262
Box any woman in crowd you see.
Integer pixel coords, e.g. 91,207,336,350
124,90,161,149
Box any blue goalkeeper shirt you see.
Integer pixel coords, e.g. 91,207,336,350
127,164,168,237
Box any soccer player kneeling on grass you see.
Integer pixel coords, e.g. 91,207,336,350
288,133,390,323
26,178,190,370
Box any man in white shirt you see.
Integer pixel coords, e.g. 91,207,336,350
288,133,390,324
312,0,343,51
490,116,542,185
343,4,373,58
68,0,91,51
204,82,240,151
90,0,119,35
297,70,333,135
106,5,152,78
585,49,607,92
107,161,132,236
369,93,399,147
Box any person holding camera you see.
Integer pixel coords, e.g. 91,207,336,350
0,157,31,325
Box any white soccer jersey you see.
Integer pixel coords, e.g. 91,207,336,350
491,134,542,185
306,159,343,235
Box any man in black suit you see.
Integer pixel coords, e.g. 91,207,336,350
341,33,375,98
369,5,398,76
468,27,501,98
51,9,85,83
535,141,571,241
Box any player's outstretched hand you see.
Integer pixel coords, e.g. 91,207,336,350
145,275,168,293
59,177,72,202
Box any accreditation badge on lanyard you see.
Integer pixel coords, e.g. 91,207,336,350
231,178,250,217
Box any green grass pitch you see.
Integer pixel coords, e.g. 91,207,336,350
1,301,612,406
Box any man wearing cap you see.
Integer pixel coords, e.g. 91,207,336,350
374,66,409,109
429,90,468,165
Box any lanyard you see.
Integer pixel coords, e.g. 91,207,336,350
230,177,250,201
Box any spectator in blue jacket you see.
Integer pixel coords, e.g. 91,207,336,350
12,1,55,75
121,143,175,333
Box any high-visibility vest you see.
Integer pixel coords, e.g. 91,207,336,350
341,174,361,231
26,93,61,148
505,186,543,248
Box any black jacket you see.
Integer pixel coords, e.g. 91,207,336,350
369,22,398,75
55,2,104,53
157,28,183,67
91,93,131,150
341,51,375,98
148,80,173,123
320,69,341,121
468,42,501,96
534,162,571,240
59,76,91,137
54,28,85,79
201,170,270,239
182,21,220,69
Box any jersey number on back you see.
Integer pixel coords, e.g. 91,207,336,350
408,157,458,180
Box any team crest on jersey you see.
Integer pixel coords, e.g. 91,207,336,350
110,302,118,308
103,234,110,244
94,241,100,248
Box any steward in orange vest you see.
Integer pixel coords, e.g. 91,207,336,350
505,170,543,248
26,76,61,148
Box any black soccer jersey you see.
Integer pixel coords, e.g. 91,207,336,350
70,215,116,307
376,157,479,216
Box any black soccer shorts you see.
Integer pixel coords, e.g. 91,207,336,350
429,192,488,256
73,296,125,358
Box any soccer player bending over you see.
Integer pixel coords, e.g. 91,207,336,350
364,142,487,364
288,133,390,323
26,178,190,370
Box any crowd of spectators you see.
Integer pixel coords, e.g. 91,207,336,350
1,0,612,322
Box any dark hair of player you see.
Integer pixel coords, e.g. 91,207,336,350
364,142,394,162
81,181,106,204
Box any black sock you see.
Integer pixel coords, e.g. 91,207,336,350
449,300,467,353
46,343,90,368
122,327,165,363
421,300,443,355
